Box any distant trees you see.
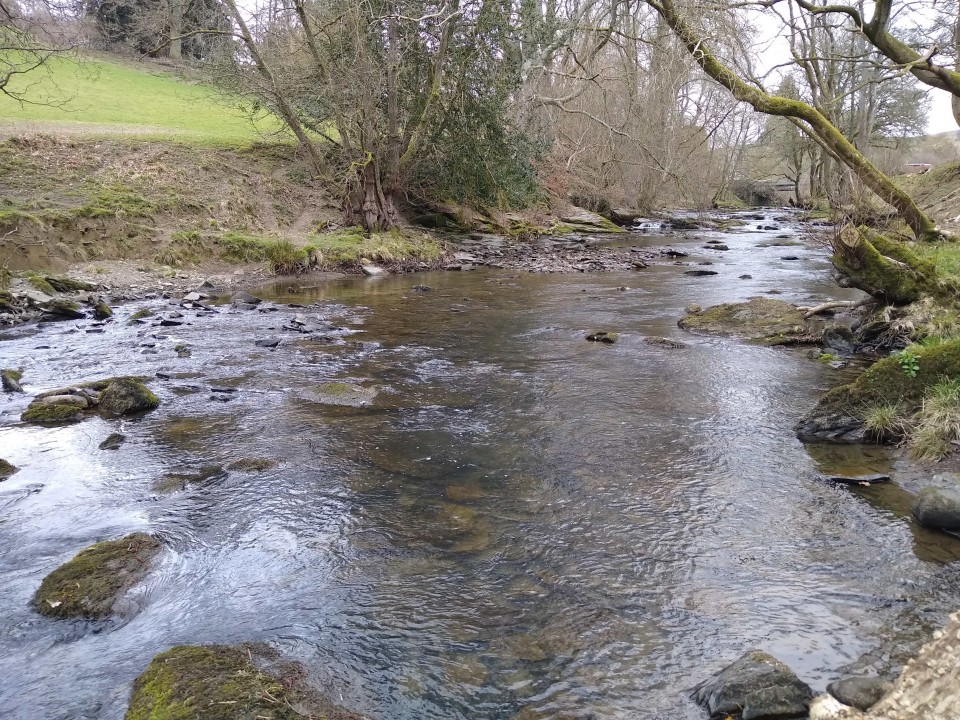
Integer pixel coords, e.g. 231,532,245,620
84,0,229,59
645,0,943,240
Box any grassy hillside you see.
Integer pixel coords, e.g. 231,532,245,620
0,53,281,144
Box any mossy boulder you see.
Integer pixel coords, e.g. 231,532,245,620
796,338,960,443
586,331,619,344
125,645,365,720
1,368,23,392
678,298,813,345
27,275,57,295
41,298,85,320
153,465,226,493
21,401,86,424
0,458,18,480
99,378,160,416
45,275,97,292
33,533,161,619
91,297,113,319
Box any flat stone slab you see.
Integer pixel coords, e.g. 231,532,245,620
824,473,891,486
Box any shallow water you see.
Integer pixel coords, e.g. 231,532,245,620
2,213,960,720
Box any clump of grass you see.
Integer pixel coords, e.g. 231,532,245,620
154,229,209,267
908,379,960,461
218,231,271,263
863,403,905,440
307,227,444,267
263,239,308,274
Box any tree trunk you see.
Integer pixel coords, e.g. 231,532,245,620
168,0,183,59
648,0,943,241
343,161,399,233
830,225,939,304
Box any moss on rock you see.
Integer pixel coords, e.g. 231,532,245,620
797,338,960,443
27,274,57,295
0,458,18,479
307,382,378,407
21,401,85,424
678,297,812,344
45,275,97,292
125,645,365,720
99,378,160,416
33,533,161,619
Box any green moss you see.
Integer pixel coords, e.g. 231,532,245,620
125,645,364,720
3,368,22,381
21,402,85,424
586,331,619,344
98,378,160,416
0,458,18,479
27,274,57,295
218,231,272,263
33,533,161,619
129,308,154,320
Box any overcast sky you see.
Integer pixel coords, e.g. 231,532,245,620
928,92,957,134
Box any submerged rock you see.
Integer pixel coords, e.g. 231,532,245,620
911,487,960,531
230,290,262,306
154,465,226,494
307,382,378,407
692,650,813,720
125,644,365,720
679,298,812,345
33,533,161,619
226,458,276,473
826,676,891,711
98,379,160,416
99,432,126,451
643,336,687,349
0,458,18,480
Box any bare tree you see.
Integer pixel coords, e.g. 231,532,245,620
1,0,78,101
644,0,944,240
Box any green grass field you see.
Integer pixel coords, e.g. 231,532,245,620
0,53,283,144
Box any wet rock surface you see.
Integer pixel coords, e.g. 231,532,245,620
912,487,960,531
692,650,813,719
678,298,814,344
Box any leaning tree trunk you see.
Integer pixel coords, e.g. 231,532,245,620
831,225,941,304
648,0,943,241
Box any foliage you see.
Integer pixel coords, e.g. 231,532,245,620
307,227,445,267
897,349,920,378
908,379,960,461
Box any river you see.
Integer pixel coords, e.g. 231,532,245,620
2,213,959,719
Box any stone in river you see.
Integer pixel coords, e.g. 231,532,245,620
691,650,813,720
912,487,960,531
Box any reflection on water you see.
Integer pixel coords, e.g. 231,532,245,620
1,219,958,719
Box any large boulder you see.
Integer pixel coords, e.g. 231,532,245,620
911,487,960,531
692,650,813,720
679,298,814,345
0,458,18,480
125,645,365,720
98,378,160,416
33,533,161,619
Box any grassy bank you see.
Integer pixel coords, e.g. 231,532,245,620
0,53,280,144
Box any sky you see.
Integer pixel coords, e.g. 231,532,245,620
928,91,957,134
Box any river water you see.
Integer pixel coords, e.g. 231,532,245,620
2,214,960,719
